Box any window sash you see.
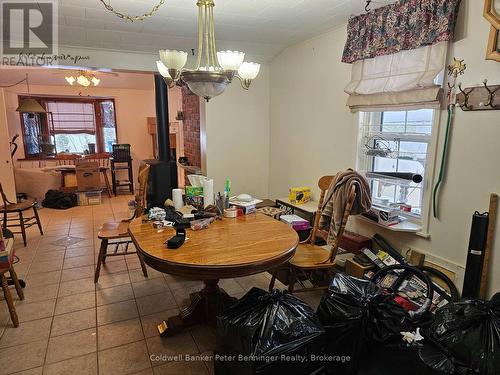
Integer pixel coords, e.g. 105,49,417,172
358,110,434,220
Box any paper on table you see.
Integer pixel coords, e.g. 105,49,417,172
203,178,214,208
172,188,183,210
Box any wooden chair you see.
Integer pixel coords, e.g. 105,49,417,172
83,153,113,198
94,164,150,283
56,154,82,165
0,237,24,327
0,183,43,247
269,175,357,293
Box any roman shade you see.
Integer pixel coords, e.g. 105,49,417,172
345,42,446,112
47,102,96,134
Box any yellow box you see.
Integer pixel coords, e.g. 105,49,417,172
288,187,311,205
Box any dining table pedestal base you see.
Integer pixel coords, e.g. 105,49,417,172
158,279,237,337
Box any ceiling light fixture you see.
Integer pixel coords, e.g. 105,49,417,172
12,74,46,113
65,71,101,87
157,0,260,101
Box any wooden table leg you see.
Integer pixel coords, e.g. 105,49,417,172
158,279,236,337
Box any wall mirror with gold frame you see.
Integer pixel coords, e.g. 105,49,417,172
484,0,500,28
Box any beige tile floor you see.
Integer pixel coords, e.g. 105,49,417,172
0,195,323,375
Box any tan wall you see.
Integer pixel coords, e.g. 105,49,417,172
269,0,500,297
205,65,270,199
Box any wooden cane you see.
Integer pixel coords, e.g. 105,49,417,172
479,193,498,299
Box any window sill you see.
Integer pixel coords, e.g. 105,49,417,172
355,215,423,234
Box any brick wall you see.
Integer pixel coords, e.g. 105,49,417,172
181,86,201,169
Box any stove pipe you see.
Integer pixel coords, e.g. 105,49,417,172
144,74,178,207
155,74,170,161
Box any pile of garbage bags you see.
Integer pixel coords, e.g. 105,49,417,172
317,272,436,375
421,293,500,375
215,287,326,375
215,274,500,375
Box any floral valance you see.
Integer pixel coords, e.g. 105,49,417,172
342,0,462,64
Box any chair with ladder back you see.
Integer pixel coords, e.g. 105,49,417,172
94,164,150,283
269,175,357,293
0,183,43,247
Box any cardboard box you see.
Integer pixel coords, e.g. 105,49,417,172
345,258,376,279
288,187,311,205
76,161,100,191
367,206,399,226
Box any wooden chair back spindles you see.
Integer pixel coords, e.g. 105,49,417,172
84,152,111,168
304,175,357,264
0,183,11,207
134,164,150,218
326,185,356,263
57,154,81,166
308,175,335,246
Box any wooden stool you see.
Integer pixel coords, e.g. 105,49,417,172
1,184,43,247
1,238,24,327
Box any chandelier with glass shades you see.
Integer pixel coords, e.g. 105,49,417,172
65,71,101,87
156,0,260,101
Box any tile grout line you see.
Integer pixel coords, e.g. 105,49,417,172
92,202,101,375
40,237,66,372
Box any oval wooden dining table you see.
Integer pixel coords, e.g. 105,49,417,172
128,213,299,336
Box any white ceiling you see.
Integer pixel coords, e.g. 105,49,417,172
56,0,395,62
0,66,154,89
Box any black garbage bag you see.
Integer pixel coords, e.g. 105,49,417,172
215,287,326,375
42,190,77,209
317,272,438,375
421,293,500,375
316,273,380,374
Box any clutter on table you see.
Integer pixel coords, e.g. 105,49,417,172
148,207,167,221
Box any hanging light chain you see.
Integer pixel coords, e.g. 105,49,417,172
99,0,166,22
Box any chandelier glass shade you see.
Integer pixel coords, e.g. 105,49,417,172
157,0,260,101
65,71,101,87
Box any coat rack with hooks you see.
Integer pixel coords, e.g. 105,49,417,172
456,80,500,111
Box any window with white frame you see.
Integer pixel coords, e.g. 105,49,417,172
357,109,435,221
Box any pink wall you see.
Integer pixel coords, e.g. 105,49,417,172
4,81,183,187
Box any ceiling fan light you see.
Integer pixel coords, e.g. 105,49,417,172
91,77,100,86
159,49,188,70
217,51,245,71
238,62,260,80
156,60,171,78
65,76,75,85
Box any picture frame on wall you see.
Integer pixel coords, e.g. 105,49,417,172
486,26,500,62
484,0,500,29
